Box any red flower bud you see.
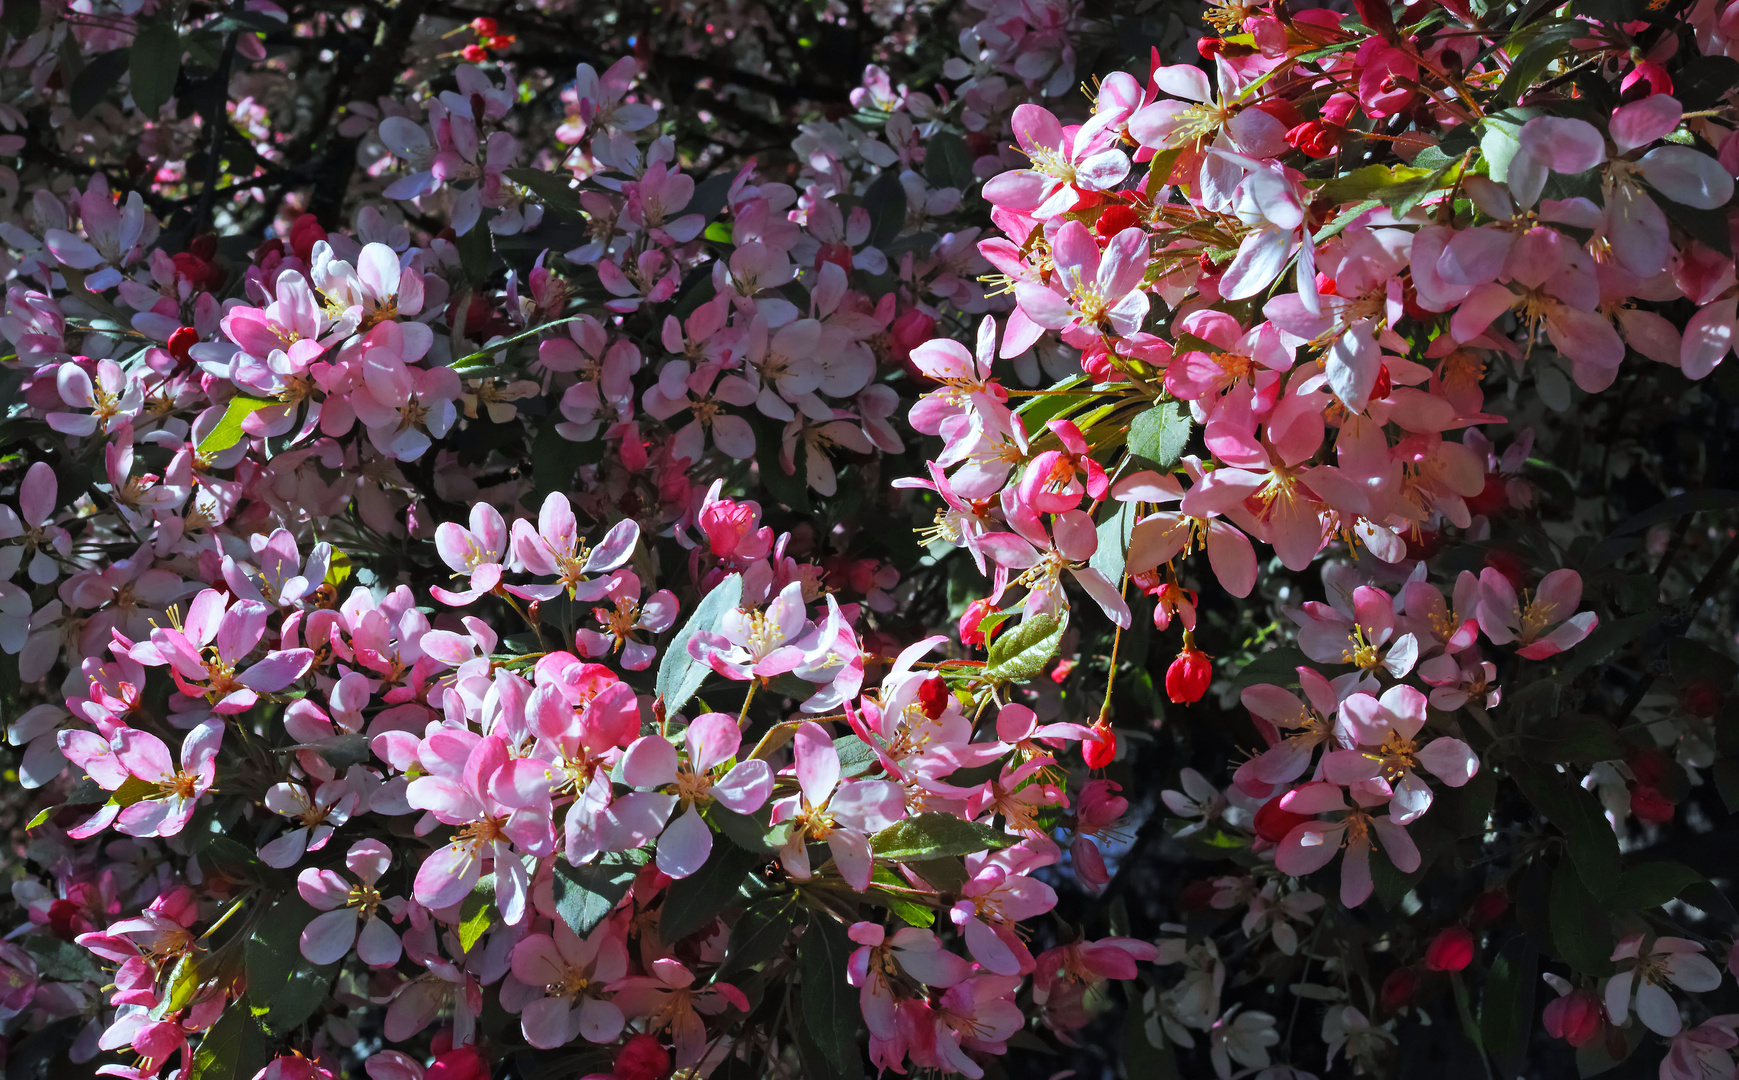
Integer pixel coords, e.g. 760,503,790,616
1626,746,1671,788
1165,645,1212,705
1543,989,1605,1047
1083,721,1117,769
1371,362,1392,402
461,43,487,63
889,307,937,373
1424,925,1476,972
1179,878,1218,911
424,1045,489,1080
1628,783,1676,825
1468,889,1509,928
1095,203,1141,240
1482,548,1527,594
917,674,950,720
1286,119,1341,158
1380,966,1419,1012
470,16,498,35
1465,473,1509,518
958,598,996,647
613,1034,673,1080
1253,797,1310,843
167,326,199,368
1680,680,1724,719
288,213,327,263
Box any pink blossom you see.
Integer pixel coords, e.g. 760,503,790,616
508,919,628,1047
1476,567,1598,659
1274,781,1420,908
982,104,1129,220
297,839,405,967
770,721,905,890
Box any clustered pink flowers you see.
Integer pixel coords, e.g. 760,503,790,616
3,0,1738,1077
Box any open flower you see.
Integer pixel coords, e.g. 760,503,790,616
1274,781,1419,908
297,839,405,967
1605,933,1723,1036
1321,685,1478,822
1476,567,1598,660
508,918,628,1047
770,721,905,890
613,713,774,878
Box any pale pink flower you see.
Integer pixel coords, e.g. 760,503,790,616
612,713,774,879
508,919,628,1047
770,721,905,891
296,839,405,967
1321,685,1479,822
982,104,1129,220
1274,781,1420,908
1605,934,1723,1036
1476,567,1598,660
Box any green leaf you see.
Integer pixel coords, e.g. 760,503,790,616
680,172,733,223
1449,970,1486,1059
457,874,496,951
1125,400,1191,469
797,917,859,1071
1509,761,1620,895
198,834,277,885
1,0,41,40
71,48,128,117
1089,500,1136,587
717,900,797,979
703,221,733,243
1230,647,1312,690
656,573,743,718
1520,713,1624,765
1494,20,1585,105
868,867,935,927
1669,638,1739,689
1583,489,1739,568
660,839,761,940
861,169,907,249
188,1007,269,1080
110,773,159,808
1480,935,1538,1080
1604,861,1704,911
705,803,778,854
503,167,585,215
870,812,1016,861
984,612,1066,684
924,132,974,191
1549,860,1615,975
552,850,645,937
907,856,969,892
240,898,338,1034
282,733,371,770
1716,758,1739,813
1314,163,1431,206
451,314,588,370
197,395,275,454
129,22,180,116
19,936,103,984
835,733,881,779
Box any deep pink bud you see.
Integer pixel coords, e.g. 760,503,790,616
425,1045,489,1080
1543,990,1604,1047
614,1034,673,1080
1165,645,1212,704
1380,966,1419,1012
1424,925,1475,972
